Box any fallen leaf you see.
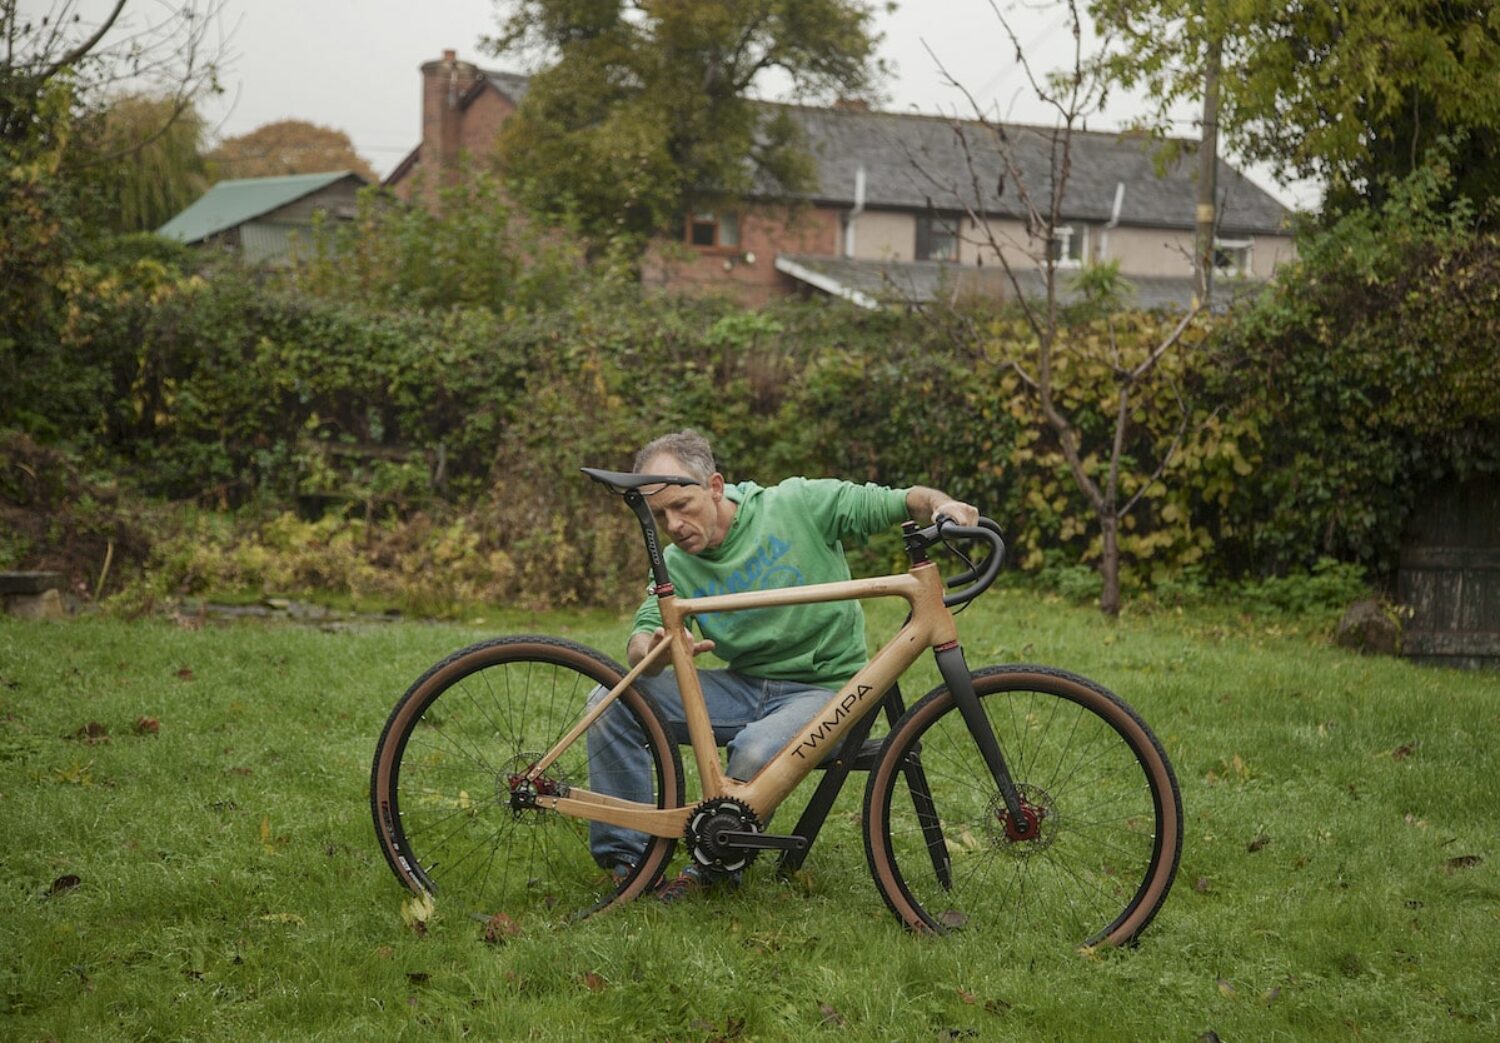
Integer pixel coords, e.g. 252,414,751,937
1390,742,1416,761
984,998,1011,1015
401,892,436,934
132,716,160,736
48,874,82,896
375,946,394,959
1444,854,1483,874
1216,978,1236,998
818,1002,845,1027
582,971,606,992
405,971,430,985
957,989,976,1005
175,666,194,681
1247,834,1271,853
1193,876,1212,893
483,912,521,944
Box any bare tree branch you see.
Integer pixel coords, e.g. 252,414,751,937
40,0,126,82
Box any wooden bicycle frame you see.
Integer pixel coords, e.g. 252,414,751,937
527,559,958,835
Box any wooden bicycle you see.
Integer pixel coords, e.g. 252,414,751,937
371,467,1183,946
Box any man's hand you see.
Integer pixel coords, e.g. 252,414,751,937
907,486,980,528
628,626,716,675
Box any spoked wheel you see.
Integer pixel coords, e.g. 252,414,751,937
371,636,683,925
864,665,1182,948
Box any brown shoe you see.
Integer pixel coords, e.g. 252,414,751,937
655,869,705,904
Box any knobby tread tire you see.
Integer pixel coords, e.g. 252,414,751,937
863,664,1182,947
370,635,684,923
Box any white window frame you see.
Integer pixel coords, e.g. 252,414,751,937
686,210,740,250
1213,237,1254,277
1048,223,1087,268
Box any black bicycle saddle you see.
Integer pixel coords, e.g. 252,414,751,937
580,467,703,493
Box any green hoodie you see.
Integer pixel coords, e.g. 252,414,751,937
631,477,910,688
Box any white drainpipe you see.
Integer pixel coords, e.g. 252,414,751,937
843,166,866,258
1100,182,1125,260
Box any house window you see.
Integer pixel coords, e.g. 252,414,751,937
686,210,740,249
1213,238,1253,277
1048,224,1086,267
916,213,959,262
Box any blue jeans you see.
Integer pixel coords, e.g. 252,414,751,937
586,668,834,869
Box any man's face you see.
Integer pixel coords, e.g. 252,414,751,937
640,453,726,555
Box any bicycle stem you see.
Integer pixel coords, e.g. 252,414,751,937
933,644,1029,834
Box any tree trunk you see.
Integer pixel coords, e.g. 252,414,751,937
1194,35,1222,308
1099,514,1122,617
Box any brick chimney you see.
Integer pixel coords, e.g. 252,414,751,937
420,49,481,185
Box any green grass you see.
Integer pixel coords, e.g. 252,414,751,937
2,592,1497,1041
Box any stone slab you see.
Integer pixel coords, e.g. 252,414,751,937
0,571,65,595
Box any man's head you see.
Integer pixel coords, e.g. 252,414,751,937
633,429,735,555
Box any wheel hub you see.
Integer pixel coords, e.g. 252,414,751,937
502,753,570,816
986,784,1056,854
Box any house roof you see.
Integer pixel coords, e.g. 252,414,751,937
391,64,1291,235
778,254,1271,311
773,106,1290,235
482,70,529,104
156,171,363,243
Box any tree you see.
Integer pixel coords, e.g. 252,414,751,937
207,119,378,182
1,0,223,429
484,0,884,247
913,0,1206,616
97,92,209,231
1089,0,1500,215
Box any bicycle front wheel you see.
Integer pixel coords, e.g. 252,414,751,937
371,636,683,924
864,665,1181,947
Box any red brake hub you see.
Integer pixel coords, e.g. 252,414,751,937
1000,799,1045,841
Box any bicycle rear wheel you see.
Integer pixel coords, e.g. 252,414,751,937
371,636,683,924
864,665,1181,947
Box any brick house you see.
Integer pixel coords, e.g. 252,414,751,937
386,51,1294,307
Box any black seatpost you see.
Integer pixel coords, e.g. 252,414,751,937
623,489,673,595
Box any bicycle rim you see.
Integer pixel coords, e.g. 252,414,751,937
865,665,1181,947
371,637,682,924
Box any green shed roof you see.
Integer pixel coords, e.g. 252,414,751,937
156,171,360,243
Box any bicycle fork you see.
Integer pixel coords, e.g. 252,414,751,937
933,644,1032,838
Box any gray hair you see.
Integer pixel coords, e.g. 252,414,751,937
634,429,716,483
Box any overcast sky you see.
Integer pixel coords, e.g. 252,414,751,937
29,0,1316,209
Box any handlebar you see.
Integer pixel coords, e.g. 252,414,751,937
914,517,1007,608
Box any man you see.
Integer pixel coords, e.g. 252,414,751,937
587,429,978,899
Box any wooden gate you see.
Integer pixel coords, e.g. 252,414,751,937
1397,476,1500,670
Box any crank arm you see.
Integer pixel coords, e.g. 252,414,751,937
714,831,808,852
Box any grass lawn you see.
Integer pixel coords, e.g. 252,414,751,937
2,591,1497,1041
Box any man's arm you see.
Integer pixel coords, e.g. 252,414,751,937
905,486,980,527
628,627,716,674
